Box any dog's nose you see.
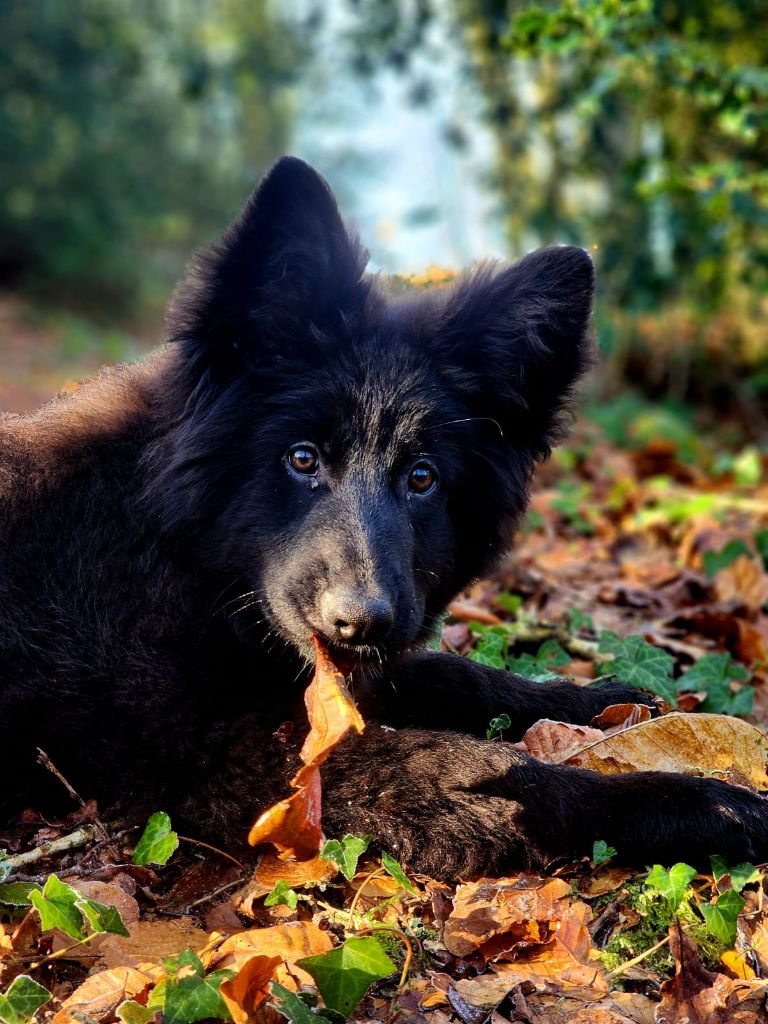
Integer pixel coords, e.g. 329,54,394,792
320,588,394,645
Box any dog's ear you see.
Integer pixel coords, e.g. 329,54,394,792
433,246,595,460
167,157,368,372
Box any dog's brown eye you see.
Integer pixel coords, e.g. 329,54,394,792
408,462,437,494
288,444,319,475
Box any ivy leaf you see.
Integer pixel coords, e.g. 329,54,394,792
569,607,594,633
320,835,370,881
468,629,506,669
264,879,299,910
645,863,697,912
592,840,617,866
0,883,40,907
117,1001,154,1024
598,632,677,704
702,539,752,578
77,895,130,936
298,936,396,1017
381,851,416,893
133,811,179,867
710,856,760,892
149,951,234,1024
28,874,86,940
269,983,328,1024
507,639,570,683
0,976,51,1024
701,889,745,946
678,652,752,715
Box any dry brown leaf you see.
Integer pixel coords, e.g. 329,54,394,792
655,921,768,1024
555,713,768,789
515,722,606,762
220,954,281,1024
581,867,634,897
443,876,572,957
53,966,153,1024
247,765,323,860
447,600,501,625
591,704,652,732
248,638,364,861
97,918,208,970
714,555,768,616
300,635,365,766
206,920,332,984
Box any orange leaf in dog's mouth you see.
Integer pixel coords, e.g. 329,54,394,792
248,635,365,860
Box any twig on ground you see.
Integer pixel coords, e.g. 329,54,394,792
187,877,245,910
604,934,671,980
177,835,247,870
36,747,118,858
3,826,99,874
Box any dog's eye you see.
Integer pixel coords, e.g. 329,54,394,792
408,462,437,494
287,444,319,475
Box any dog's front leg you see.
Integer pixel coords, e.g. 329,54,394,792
356,651,655,739
322,726,768,879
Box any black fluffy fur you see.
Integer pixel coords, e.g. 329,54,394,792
1,157,766,879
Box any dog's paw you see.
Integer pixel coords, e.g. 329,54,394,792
584,680,662,720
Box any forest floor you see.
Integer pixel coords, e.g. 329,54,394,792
1,301,768,1024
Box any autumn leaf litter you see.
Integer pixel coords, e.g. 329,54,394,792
2,423,768,1024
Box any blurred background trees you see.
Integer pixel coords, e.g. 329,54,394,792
1,0,766,429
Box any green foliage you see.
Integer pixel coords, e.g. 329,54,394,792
592,840,616,866
678,652,753,716
569,608,594,634
381,851,417,893
0,1,301,310
710,856,761,892
298,937,396,1017
699,889,745,946
270,983,332,1024
645,862,697,912
598,631,677,705
117,1001,155,1024
133,811,179,866
148,950,234,1024
549,482,595,535
321,835,370,881
0,883,40,907
507,638,571,682
702,540,752,578
28,873,129,940
264,880,299,910
486,713,512,740
0,976,51,1024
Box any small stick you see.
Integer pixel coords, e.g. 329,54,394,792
177,835,247,870
36,748,117,856
187,878,244,910
3,826,99,873
604,934,670,980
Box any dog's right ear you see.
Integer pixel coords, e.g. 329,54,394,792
167,157,368,376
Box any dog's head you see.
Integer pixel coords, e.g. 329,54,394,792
151,157,594,661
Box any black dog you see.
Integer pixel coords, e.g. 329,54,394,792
1,158,766,879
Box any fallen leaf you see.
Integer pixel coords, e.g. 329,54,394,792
443,876,572,957
97,918,208,970
655,921,750,1024
219,954,281,1024
247,765,323,861
556,713,768,789
515,722,606,762
714,556,768,616
300,636,365,766
53,966,153,1024
590,704,652,732
248,638,365,861
206,920,333,991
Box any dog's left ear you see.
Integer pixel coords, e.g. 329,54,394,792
167,157,368,372
434,245,595,460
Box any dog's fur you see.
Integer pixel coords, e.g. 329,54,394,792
2,158,766,878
